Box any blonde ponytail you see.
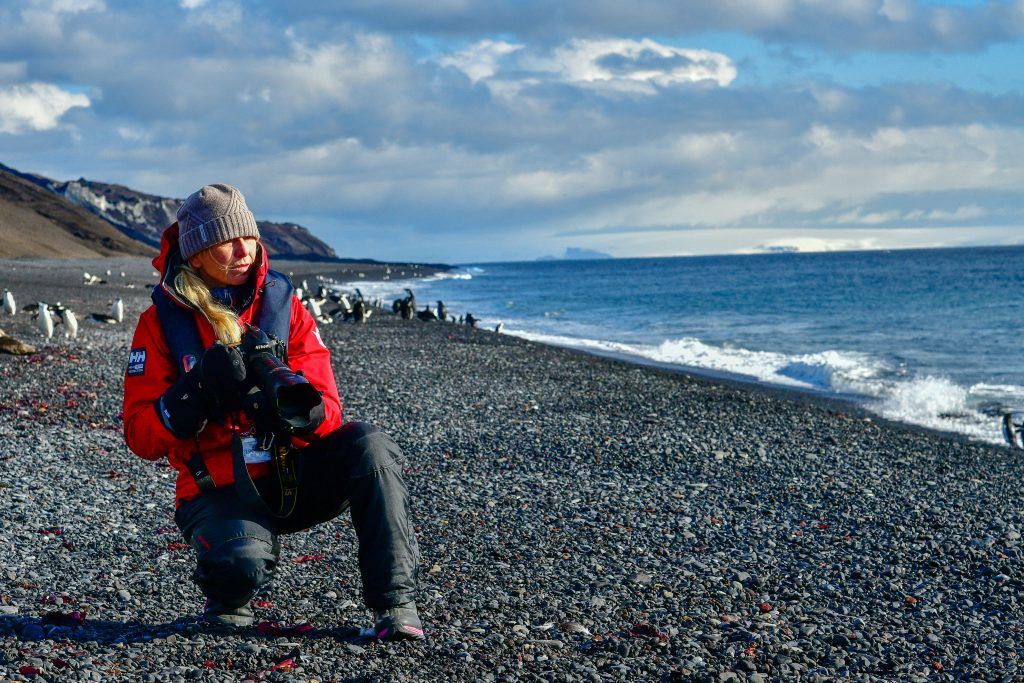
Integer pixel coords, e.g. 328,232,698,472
173,265,243,346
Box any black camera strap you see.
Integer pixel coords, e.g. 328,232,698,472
231,432,300,519
186,435,216,493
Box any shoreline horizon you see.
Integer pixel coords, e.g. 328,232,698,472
2,253,1010,452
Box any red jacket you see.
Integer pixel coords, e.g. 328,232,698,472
122,223,342,506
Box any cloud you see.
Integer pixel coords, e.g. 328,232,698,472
437,39,522,82
438,37,736,93
520,38,737,90
0,61,27,83
280,1,1024,53
25,0,104,14
182,0,242,30
0,82,89,134
17,0,105,40
2,3,1024,261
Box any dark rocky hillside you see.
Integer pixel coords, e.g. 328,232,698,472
0,166,156,259
1,163,338,260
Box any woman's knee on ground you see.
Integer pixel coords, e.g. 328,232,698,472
194,536,278,606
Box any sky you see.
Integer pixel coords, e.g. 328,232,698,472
1,0,1023,263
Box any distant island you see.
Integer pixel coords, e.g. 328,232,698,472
758,245,800,254
537,247,613,261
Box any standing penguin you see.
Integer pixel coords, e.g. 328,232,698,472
61,308,79,339
112,298,124,323
3,290,14,316
306,297,322,319
37,303,53,339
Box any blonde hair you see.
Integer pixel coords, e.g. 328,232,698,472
173,265,242,346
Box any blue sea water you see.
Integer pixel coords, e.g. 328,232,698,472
342,245,1024,445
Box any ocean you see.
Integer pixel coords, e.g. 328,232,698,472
341,245,1024,446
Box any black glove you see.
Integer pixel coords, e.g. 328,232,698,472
157,344,247,438
238,325,283,361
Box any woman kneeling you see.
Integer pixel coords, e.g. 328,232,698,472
122,184,422,640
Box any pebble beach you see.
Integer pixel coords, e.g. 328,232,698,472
0,257,1022,683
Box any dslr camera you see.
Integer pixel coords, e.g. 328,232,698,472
237,326,325,438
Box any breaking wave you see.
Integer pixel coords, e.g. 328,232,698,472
505,328,1005,445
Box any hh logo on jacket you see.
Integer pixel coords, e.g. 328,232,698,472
126,347,147,376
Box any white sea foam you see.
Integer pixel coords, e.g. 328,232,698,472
870,376,998,442
505,327,1008,445
424,272,473,281
329,270,471,303
969,383,1024,400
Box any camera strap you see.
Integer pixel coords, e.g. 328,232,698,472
186,435,216,493
232,432,300,519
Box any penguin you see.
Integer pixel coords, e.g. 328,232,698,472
495,322,503,334
37,303,53,339
3,290,14,316
112,298,124,323
305,297,322,319
61,309,78,339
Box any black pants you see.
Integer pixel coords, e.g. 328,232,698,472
174,422,419,610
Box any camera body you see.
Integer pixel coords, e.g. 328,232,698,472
238,327,325,437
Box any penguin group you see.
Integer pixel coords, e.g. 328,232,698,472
22,297,125,339
290,274,384,326
0,262,141,349
26,301,80,339
290,274,500,334
82,271,107,286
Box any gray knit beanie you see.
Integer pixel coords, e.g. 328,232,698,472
177,184,260,261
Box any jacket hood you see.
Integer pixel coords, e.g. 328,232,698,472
153,221,269,309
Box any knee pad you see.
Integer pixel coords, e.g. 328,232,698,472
195,536,278,607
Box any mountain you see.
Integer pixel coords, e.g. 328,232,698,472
0,166,156,259
1,163,338,260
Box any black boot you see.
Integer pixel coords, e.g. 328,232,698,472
202,598,254,627
373,602,424,641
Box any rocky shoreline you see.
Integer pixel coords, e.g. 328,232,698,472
1,257,1022,682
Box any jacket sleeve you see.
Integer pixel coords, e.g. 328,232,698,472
287,296,343,439
122,306,186,461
